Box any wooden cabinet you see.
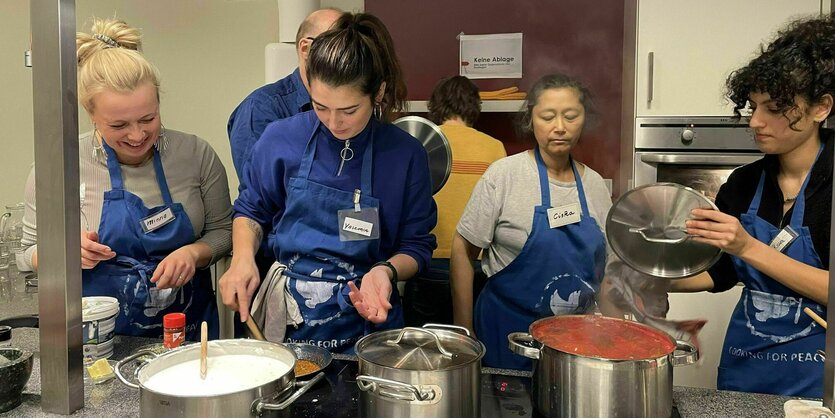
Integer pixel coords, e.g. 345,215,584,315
635,0,824,116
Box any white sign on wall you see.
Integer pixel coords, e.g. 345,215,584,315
459,33,523,79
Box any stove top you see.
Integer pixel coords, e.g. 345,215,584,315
280,360,681,418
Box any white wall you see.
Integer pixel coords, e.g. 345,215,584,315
0,0,363,207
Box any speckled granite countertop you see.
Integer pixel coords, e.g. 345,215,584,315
0,293,817,417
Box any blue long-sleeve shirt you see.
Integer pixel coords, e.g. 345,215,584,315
234,111,438,273
227,68,311,180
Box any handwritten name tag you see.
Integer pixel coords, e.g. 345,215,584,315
769,226,798,253
140,208,176,233
342,217,373,237
547,203,581,229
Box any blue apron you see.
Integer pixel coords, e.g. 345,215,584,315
718,147,826,397
82,141,218,340
475,148,606,369
275,120,402,353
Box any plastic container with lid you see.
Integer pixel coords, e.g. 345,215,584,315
81,296,119,362
163,313,186,349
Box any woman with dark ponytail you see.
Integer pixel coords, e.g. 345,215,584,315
220,13,437,353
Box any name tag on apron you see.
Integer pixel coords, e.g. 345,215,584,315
769,226,798,253
548,203,581,229
338,207,380,241
140,208,176,233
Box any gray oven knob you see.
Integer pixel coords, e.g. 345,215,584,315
681,129,695,143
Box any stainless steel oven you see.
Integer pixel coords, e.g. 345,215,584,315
633,116,762,201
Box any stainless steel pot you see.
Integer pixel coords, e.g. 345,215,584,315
354,324,484,418
115,339,323,418
508,315,698,418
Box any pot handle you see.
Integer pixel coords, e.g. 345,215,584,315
423,323,471,337
385,327,454,358
672,340,699,366
257,372,325,412
507,332,540,360
356,375,437,402
114,349,158,389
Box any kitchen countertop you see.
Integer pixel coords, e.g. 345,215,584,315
0,291,814,417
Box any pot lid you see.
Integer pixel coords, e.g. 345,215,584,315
606,182,722,279
530,315,676,360
355,326,484,371
392,116,452,195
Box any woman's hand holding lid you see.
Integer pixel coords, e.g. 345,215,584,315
687,208,755,257
219,256,261,322
80,230,116,269
349,267,394,324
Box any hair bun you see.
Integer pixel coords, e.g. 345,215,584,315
77,17,142,66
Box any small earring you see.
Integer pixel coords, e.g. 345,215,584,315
154,125,169,152
92,123,105,160
373,103,382,120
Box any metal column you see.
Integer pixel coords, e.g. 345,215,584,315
30,0,84,414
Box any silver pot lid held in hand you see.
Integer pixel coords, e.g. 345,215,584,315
355,325,484,371
606,182,722,279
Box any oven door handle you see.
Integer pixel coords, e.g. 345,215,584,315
639,154,759,165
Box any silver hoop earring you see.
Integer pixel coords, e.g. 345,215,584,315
154,125,169,152
373,103,382,120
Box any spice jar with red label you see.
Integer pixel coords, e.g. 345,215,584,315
163,313,186,349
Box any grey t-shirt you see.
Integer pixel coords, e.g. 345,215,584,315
456,151,614,277
18,129,233,271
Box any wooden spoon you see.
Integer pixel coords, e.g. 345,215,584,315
200,321,208,380
803,307,827,329
245,316,266,341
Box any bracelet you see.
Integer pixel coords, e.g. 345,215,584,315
372,260,398,285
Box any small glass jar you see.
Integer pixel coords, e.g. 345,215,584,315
163,313,185,349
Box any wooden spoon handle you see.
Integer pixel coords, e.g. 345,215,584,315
804,307,827,329
200,321,208,379
245,316,266,341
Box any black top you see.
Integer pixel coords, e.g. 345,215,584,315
708,128,833,293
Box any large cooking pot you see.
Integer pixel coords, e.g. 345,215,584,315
508,315,698,418
354,323,484,418
115,339,323,418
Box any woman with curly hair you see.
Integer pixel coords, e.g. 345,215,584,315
674,14,835,397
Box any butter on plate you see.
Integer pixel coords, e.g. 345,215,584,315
86,358,115,384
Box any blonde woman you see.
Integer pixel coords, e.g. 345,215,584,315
18,18,232,339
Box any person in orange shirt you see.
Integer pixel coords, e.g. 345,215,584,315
403,76,506,325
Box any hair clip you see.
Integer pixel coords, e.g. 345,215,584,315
93,33,120,49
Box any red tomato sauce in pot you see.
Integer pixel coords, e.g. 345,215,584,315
530,315,676,360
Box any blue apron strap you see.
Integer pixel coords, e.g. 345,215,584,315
297,120,321,181
534,147,551,206
747,172,767,216
101,139,174,205
151,148,174,206
360,122,374,195
788,143,825,226
101,140,125,190
570,157,591,217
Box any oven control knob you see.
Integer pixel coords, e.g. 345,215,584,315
681,129,695,143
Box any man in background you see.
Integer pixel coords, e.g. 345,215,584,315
227,7,342,179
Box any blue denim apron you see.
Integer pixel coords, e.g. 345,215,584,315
475,148,606,369
718,147,826,397
275,120,402,353
82,141,217,340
